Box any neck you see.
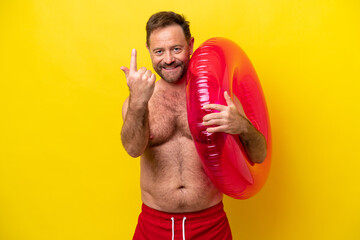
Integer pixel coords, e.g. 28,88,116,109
161,75,187,89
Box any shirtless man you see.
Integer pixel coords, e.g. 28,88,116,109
121,11,267,240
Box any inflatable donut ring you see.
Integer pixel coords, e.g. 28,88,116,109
186,37,271,199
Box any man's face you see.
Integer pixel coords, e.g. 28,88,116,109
147,25,194,83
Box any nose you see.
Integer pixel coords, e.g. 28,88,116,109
164,51,175,65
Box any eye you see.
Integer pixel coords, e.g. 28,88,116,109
173,47,182,53
154,49,163,55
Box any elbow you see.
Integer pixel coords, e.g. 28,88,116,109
252,136,268,164
121,131,145,158
259,149,267,164
128,150,142,158
122,143,144,158
121,139,142,159
251,147,267,164
251,156,265,164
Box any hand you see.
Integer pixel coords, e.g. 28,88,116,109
121,49,156,103
202,91,248,134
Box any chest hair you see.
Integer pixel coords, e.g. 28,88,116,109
148,89,191,147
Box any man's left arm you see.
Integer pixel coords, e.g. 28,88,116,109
202,91,267,164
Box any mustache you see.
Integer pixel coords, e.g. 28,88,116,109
160,62,182,68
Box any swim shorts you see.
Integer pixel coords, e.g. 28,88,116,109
133,201,232,240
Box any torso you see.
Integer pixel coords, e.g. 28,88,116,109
140,79,222,213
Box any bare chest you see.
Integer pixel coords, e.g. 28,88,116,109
148,89,192,146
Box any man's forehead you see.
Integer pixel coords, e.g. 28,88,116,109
148,25,187,48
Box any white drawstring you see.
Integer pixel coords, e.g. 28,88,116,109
171,217,187,240
182,217,187,240
171,217,175,240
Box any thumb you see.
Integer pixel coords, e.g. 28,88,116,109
120,66,129,78
224,91,234,106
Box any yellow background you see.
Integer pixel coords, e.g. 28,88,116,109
1,0,359,239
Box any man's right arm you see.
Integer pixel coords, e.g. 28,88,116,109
121,96,150,157
120,49,156,158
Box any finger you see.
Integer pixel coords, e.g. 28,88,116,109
130,48,137,72
202,118,226,126
149,73,156,83
138,67,147,74
144,70,152,79
203,104,226,112
224,91,234,106
206,125,226,133
120,66,129,78
203,112,222,121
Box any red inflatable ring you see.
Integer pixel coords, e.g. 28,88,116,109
186,37,271,199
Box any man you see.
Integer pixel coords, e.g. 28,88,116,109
121,11,267,240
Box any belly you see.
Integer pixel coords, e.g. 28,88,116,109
140,135,222,213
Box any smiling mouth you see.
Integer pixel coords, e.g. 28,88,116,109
162,65,179,71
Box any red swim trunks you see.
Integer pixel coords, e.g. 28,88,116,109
133,201,232,240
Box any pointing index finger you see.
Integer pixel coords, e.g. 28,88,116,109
130,48,137,72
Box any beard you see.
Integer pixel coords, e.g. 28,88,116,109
154,60,188,83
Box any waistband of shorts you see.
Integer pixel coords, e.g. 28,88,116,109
141,201,225,220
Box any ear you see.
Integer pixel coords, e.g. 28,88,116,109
189,37,194,55
146,43,150,52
